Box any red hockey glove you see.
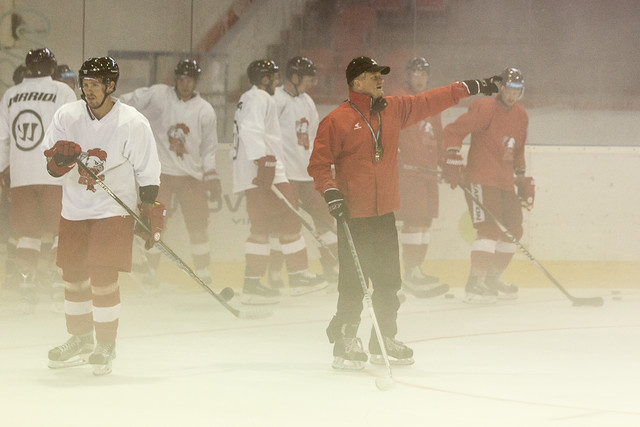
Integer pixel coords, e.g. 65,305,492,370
137,201,167,250
252,155,277,189
515,176,535,211
441,149,464,189
44,140,81,177
203,170,222,202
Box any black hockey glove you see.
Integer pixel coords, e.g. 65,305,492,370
324,188,348,219
463,76,502,96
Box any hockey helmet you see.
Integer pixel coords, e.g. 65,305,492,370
247,59,279,85
175,59,201,79
406,57,430,74
25,47,57,77
286,56,317,79
78,57,119,89
54,64,76,81
500,67,524,90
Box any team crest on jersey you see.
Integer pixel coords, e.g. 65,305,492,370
77,149,107,192
296,118,310,149
168,123,190,159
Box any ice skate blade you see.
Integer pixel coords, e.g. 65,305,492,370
92,361,112,376
463,294,498,304
402,283,450,298
288,282,328,296
48,354,91,369
332,357,365,371
240,293,280,305
370,354,414,366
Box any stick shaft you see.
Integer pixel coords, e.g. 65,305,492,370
340,219,393,379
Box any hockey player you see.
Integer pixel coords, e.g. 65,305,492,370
442,67,534,304
394,57,450,298
45,57,163,375
53,64,77,92
232,59,326,304
120,59,220,288
308,56,501,369
270,56,337,289
0,48,77,313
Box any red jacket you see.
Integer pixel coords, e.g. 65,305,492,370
443,97,528,190
308,83,469,218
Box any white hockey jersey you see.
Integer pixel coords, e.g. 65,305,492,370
43,99,161,221
0,76,77,187
273,86,319,182
120,84,217,180
231,85,287,194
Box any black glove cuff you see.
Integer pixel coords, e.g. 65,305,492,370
324,188,343,204
139,185,159,204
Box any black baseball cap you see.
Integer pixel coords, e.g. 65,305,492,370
346,57,390,84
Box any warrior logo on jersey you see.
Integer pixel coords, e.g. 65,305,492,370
77,148,107,192
168,123,190,159
296,118,310,150
12,109,45,151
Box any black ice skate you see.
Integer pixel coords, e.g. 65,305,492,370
463,276,498,304
287,271,328,296
326,319,367,370
89,342,116,376
240,277,280,305
402,266,449,298
485,276,519,300
369,334,414,366
48,333,95,369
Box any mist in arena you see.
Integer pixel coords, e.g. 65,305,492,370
0,1,638,426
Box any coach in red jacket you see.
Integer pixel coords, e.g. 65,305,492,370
308,56,501,369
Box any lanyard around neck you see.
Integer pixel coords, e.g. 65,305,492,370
348,100,383,162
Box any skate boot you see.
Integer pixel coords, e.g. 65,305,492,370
463,276,498,304
287,271,328,296
240,277,280,305
369,333,414,365
402,266,449,298
326,318,367,370
89,342,116,376
485,276,519,300
48,332,95,369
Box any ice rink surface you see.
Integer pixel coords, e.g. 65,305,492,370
1,283,638,427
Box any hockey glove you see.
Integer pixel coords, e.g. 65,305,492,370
203,170,222,202
462,76,502,96
515,175,535,211
441,149,464,189
137,201,167,250
44,140,81,177
324,188,348,219
252,155,277,189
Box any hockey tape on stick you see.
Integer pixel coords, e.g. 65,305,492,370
75,158,270,319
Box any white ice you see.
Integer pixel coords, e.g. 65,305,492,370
1,284,639,427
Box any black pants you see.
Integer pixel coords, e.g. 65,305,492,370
335,212,401,338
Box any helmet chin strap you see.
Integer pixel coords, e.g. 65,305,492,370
81,83,112,120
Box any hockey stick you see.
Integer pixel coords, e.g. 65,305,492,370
271,184,337,261
460,184,604,307
340,218,395,391
74,158,271,319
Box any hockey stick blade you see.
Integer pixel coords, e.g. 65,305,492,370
75,158,270,319
572,296,604,307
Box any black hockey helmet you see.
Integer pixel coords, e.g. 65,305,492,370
78,57,119,90
25,47,57,77
406,56,430,74
54,64,76,81
247,59,279,85
500,67,524,90
175,59,201,79
286,56,317,79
